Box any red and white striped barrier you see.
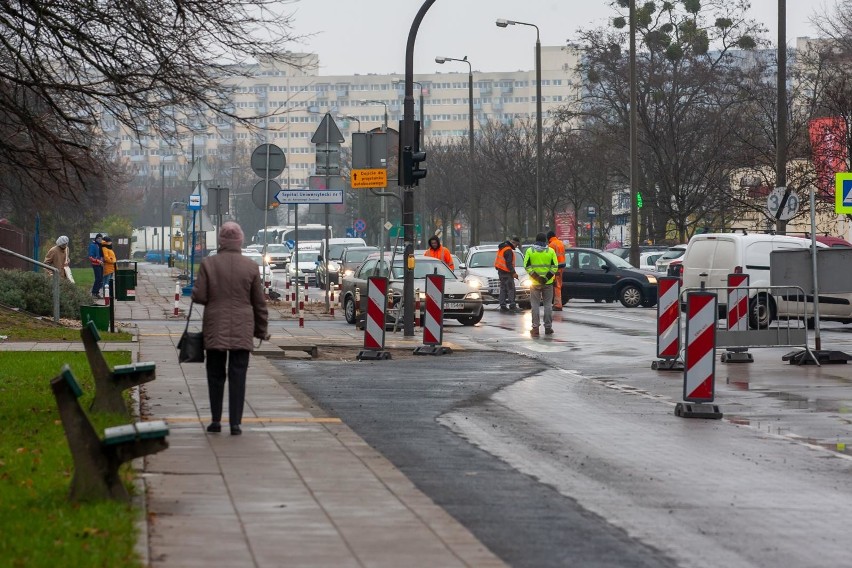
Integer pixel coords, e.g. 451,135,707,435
415,275,451,355
676,291,722,419
719,273,754,363
174,283,180,317
726,273,749,331
414,289,421,328
652,277,682,370
357,277,391,360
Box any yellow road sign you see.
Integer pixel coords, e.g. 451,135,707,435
351,168,387,189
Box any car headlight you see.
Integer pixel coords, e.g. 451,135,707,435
264,254,272,263
343,269,354,278
466,276,484,289
646,275,658,284
465,292,481,300
328,261,340,272
520,277,532,288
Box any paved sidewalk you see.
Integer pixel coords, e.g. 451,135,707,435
123,264,503,567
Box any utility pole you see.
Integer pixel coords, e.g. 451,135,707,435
401,0,437,337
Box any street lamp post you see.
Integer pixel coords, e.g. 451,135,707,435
361,100,388,131
337,114,361,132
435,56,477,247
497,18,543,234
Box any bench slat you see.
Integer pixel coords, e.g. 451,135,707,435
103,424,137,445
113,362,157,375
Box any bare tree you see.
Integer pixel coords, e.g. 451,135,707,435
0,0,303,210
574,0,764,242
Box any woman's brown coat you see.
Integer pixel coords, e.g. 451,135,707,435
191,243,268,351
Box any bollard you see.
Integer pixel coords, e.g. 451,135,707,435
104,280,111,306
675,291,722,419
174,284,180,317
415,289,421,328
415,275,450,355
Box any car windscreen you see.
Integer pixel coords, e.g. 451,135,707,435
657,248,684,261
242,254,264,266
345,249,377,263
391,259,457,279
469,250,522,268
265,245,289,253
599,251,634,268
328,244,354,259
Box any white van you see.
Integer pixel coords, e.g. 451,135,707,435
680,232,844,327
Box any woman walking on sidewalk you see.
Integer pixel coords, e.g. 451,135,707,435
192,222,269,435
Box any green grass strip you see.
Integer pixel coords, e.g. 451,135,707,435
0,352,142,567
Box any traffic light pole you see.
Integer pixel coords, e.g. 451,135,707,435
401,0,436,337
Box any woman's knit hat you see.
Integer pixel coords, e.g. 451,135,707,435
218,222,244,248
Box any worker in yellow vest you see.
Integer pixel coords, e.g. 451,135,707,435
547,231,566,310
523,232,558,337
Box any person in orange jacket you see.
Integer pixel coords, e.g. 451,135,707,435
547,231,566,310
424,235,454,270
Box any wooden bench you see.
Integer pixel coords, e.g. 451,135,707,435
51,365,169,502
81,320,156,416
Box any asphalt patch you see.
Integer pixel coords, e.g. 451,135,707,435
272,351,676,568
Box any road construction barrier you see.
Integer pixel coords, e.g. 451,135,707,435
681,284,812,363
652,277,682,371
357,277,391,360
722,274,753,362
675,291,723,419
415,275,451,355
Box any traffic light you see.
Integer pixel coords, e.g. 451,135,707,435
401,145,427,186
636,192,643,209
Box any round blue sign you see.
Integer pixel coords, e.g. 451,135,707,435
354,218,366,232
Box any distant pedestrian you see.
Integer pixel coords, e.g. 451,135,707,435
524,232,558,337
100,236,117,298
44,235,70,279
494,236,521,313
192,221,269,436
424,235,454,269
547,231,566,311
88,233,104,300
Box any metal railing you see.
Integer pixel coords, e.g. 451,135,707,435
0,246,61,322
680,284,811,353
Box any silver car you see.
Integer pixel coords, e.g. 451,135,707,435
462,246,532,307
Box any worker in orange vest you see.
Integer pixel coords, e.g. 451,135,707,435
425,235,454,269
547,230,566,310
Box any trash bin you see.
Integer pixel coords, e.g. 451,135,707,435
167,254,175,268
80,305,109,332
115,261,137,301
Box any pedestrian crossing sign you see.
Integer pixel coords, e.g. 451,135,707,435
836,172,852,214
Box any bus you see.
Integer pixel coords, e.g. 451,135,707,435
254,224,331,245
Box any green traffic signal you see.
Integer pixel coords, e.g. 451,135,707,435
637,192,643,208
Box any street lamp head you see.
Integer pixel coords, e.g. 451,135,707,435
496,18,512,27
435,56,447,64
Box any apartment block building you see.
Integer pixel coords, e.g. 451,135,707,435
114,46,581,191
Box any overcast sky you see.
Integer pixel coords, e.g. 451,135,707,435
284,0,830,76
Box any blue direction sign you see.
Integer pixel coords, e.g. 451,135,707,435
836,173,852,214
275,189,344,204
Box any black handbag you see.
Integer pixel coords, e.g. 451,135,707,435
177,301,205,363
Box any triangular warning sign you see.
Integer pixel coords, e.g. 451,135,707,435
311,113,345,145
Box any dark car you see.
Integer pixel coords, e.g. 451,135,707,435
562,247,659,308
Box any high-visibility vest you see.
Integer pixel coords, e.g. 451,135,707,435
524,247,558,285
494,245,513,272
548,237,566,267
425,246,454,269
